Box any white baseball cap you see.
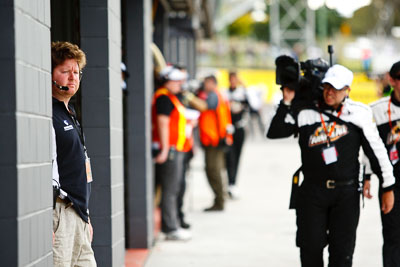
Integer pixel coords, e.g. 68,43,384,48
322,64,353,90
160,66,186,81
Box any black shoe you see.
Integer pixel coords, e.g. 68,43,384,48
204,205,224,212
180,220,191,229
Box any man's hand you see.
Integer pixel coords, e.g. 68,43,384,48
89,219,94,243
363,180,373,199
282,87,295,105
155,149,169,164
226,137,233,146
382,190,394,214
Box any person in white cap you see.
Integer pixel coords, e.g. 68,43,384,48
266,64,395,266
364,60,400,267
151,66,192,241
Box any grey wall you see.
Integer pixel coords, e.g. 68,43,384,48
0,0,53,266
169,17,197,78
80,0,125,266
153,3,169,61
125,0,154,248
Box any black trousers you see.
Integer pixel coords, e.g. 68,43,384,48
296,182,360,267
225,127,245,186
379,185,400,267
155,150,184,233
248,109,264,136
177,150,193,223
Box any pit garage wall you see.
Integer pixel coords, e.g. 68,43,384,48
0,0,53,266
124,0,155,248
80,0,125,266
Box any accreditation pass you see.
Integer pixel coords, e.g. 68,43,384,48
322,145,338,165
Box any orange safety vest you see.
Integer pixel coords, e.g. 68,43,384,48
182,130,194,152
152,88,187,152
198,90,233,147
182,119,195,152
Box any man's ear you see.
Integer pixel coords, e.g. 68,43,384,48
389,76,395,87
346,86,351,96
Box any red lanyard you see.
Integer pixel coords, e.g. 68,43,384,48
389,97,394,129
320,105,343,145
388,97,400,144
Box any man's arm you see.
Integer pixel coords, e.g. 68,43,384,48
155,114,170,164
52,127,59,186
361,155,373,199
360,107,395,214
183,91,208,111
266,87,297,139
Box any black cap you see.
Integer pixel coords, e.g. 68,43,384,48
389,61,400,78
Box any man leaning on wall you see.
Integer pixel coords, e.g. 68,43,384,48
51,41,97,266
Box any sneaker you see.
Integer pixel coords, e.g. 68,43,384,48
165,229,192,241
228,185,240,200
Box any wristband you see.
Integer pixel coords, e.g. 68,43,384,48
283,100,292,106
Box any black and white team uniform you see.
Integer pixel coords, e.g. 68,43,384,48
52,98,91,223
367,93,400,267
267,98,395,267
225,86,248,187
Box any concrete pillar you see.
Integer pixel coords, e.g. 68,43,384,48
125,0,154,248
0,0,53,266
80,0,125,266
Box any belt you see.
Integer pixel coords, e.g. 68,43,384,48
326,179,355,189
305,179,355,189
56,197,73,208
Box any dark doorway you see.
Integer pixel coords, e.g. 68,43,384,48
50,0,82,121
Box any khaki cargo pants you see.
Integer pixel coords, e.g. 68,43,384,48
53,199,96,267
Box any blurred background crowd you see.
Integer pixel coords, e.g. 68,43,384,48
193,0,400,105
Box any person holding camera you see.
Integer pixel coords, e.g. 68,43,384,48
267,64,395,267
51,41,96,266
363,61,400,267
152,66,192,241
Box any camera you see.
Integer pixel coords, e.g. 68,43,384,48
275,46,333,111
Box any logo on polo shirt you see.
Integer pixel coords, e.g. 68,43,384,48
309,123,348,147
63,120,74,131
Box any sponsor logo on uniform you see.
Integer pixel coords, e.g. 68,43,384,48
64,125,74,131
387,121,400,145
64,120,69,125
309,123,349,147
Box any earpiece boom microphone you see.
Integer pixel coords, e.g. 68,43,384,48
53,80,69,91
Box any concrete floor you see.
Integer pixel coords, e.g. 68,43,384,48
145,132,384,267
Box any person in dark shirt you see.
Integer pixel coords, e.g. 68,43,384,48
152,66,192,241
51,41,96,266
267,64,394,267
364,61,400,267
225,71,248,198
